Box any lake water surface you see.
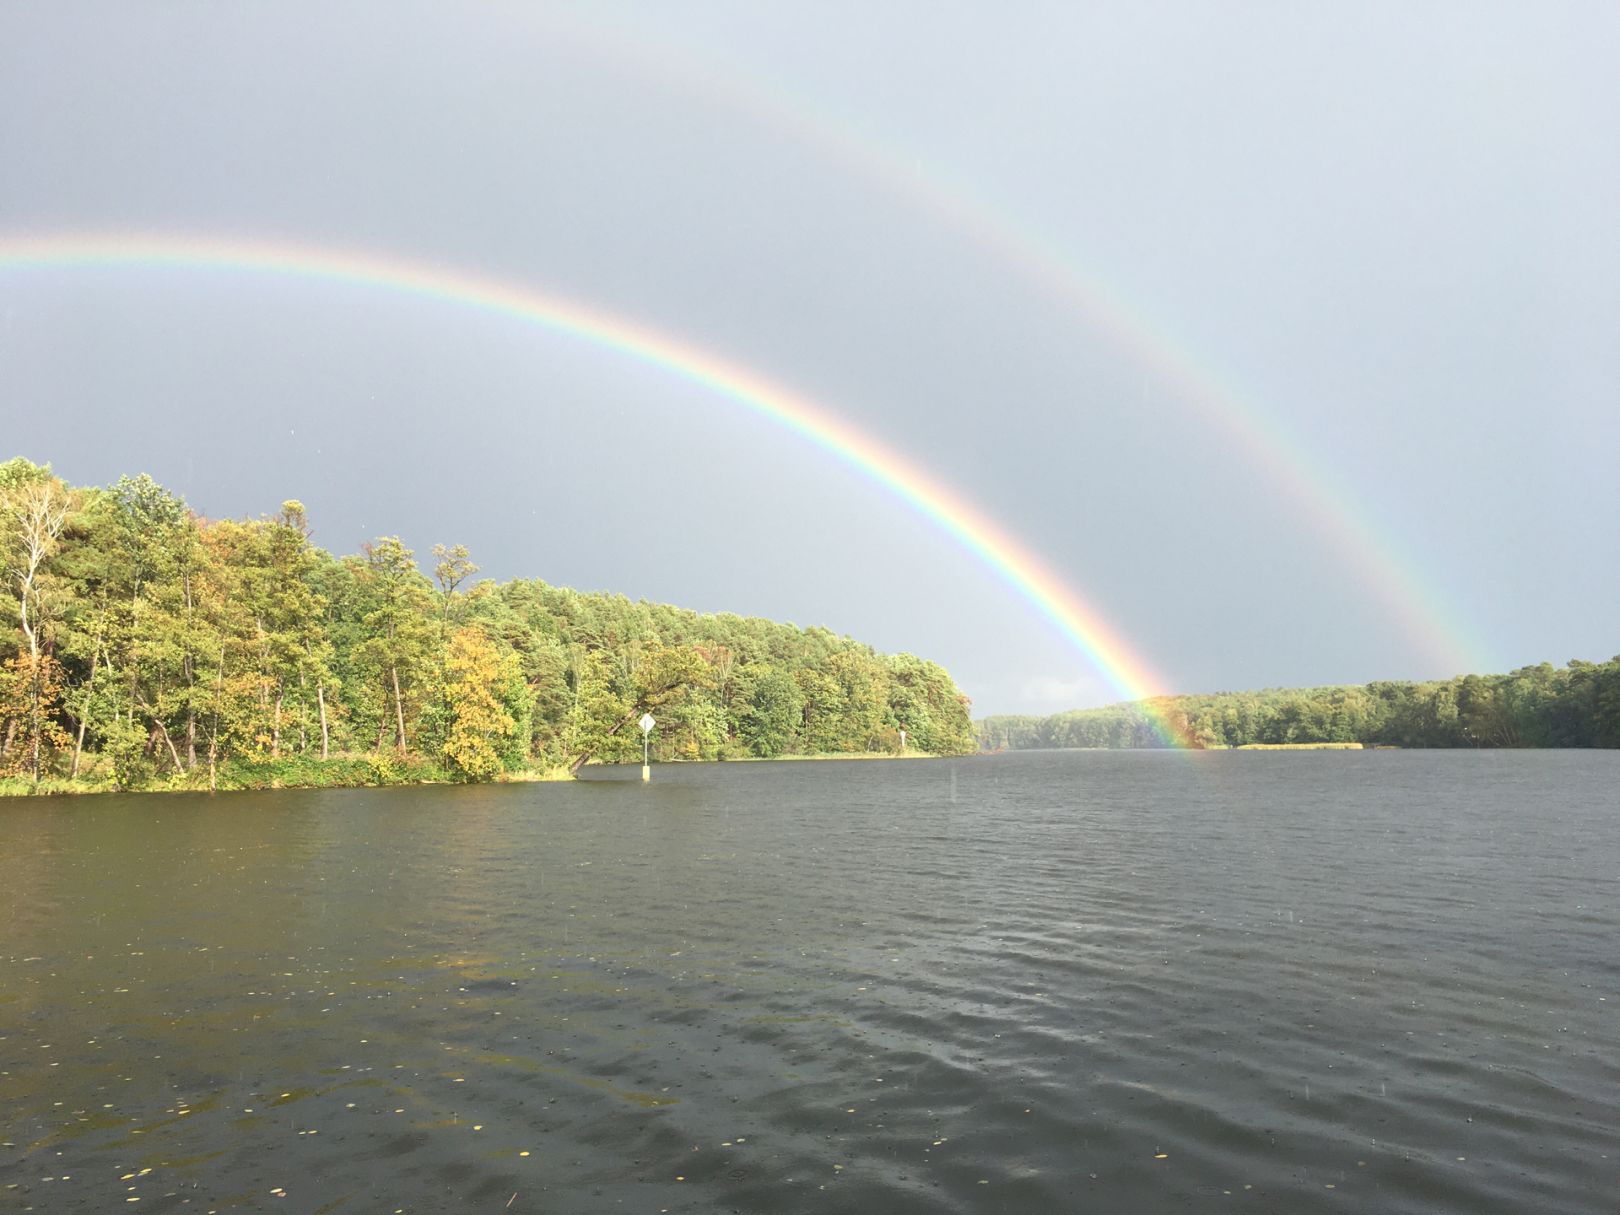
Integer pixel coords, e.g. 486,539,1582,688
2,751,1616,1213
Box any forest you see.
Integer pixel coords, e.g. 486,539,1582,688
979,658,1620,751
0,459,976,792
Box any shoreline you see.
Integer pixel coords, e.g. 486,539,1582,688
0,750,952,799
704,749,940,763
1233,741,1365,751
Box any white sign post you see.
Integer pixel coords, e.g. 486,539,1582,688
639,713,656,782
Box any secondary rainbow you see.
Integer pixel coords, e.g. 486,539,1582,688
0,230,1192,745
534,9,1484,676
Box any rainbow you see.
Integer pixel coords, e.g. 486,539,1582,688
529,9,1484,676
0,230,1194,745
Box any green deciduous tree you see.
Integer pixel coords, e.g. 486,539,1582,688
355,537,437,754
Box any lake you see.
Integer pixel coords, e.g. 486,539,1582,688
1,750,1616,1213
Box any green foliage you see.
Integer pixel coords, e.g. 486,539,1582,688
362,751,452,787
2,461,979,793
214,754,377,791
979,657,1620,751
735,664,803,758
0,457,53,492
0,774,105,797
105,718,155,790
355,537,438,754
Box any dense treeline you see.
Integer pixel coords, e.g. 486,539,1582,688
979,659,1620,751
0,459,974,790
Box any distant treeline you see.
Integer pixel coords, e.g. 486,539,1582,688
979,658,1620,751
1,459,975,790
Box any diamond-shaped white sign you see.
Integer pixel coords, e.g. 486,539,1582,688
639,713,656,734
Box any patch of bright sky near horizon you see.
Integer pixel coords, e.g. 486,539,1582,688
1,1,1615,716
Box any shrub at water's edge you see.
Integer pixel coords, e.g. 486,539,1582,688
0,458,976,795
979,657,1620,750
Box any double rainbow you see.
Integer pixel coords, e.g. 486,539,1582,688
526,8,1482,677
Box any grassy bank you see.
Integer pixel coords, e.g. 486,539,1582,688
0,750,942,797
716,749,939,763
1,753,452,798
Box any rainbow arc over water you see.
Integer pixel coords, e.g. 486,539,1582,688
0,230,1193,745
529,9,1483,677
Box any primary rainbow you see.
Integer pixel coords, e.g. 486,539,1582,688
0,229,1192,745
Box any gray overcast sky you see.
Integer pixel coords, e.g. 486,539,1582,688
2,1,1616,715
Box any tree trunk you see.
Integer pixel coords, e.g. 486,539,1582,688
317,682,330,760
20,588,41,783
297,671,308,753
149,714,184,773
391,664,407,754
568,706,643,775
29,656,43,783
272,687,284,758
128,587,141,724
71,648,100,779
208,643,226,792
183,570,196,770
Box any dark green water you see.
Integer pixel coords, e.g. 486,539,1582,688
1,751,1616,1213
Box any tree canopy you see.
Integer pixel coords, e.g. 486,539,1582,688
0,461,975,790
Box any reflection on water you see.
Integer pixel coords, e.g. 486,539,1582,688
1,752,1616,1213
